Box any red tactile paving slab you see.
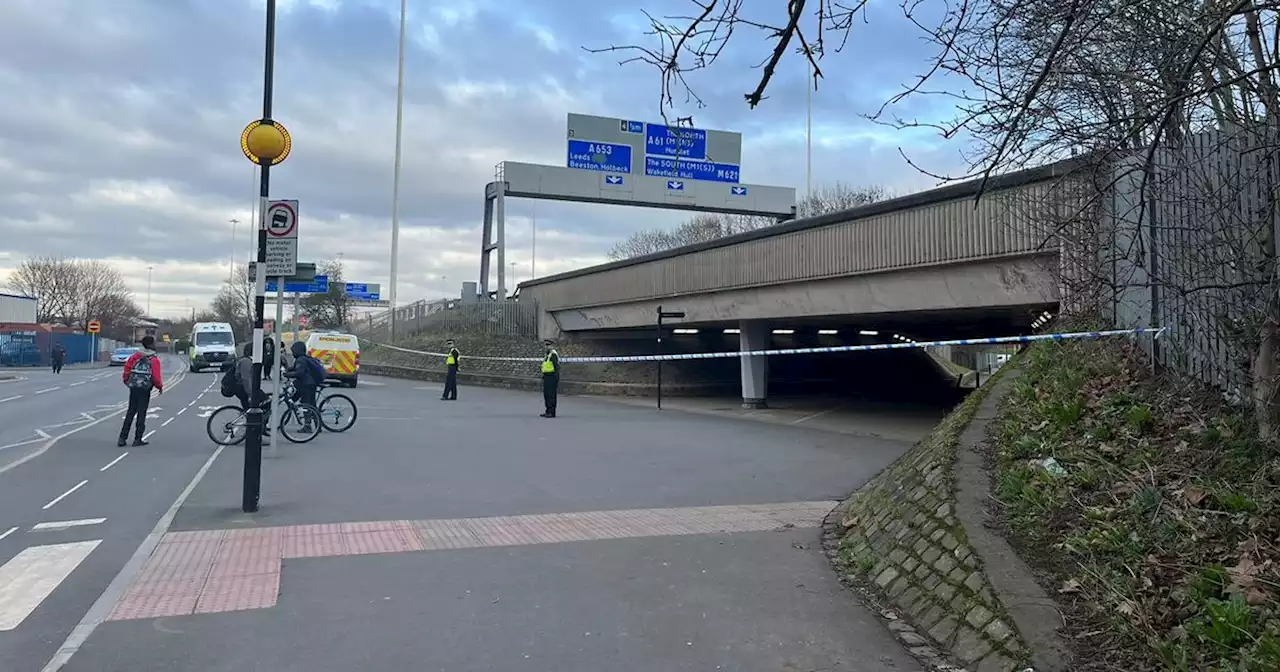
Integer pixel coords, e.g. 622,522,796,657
282,533,346,559
208,539,281,578
414,519,484,550
194,573,280,614
345,527,425,555
107,578,205,620
161,529,227,544
134,539,221,584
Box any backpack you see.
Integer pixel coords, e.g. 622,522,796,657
301,355,327,387
126,354,155,390
219,359,241,398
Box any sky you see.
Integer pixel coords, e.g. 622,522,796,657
0,0,970,320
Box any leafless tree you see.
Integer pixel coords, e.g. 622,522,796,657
301,259,354,329
597,1,1280,439
209,264,255,338
608,181,885,259
6,256,140,328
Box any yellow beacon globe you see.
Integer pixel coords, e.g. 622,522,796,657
241,120,291,165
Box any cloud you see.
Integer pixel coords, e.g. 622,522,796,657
0,0,969,318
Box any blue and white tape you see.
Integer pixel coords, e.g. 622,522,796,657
371,327,1166,364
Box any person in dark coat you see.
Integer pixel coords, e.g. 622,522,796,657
51,343,66,374
262,335,276,380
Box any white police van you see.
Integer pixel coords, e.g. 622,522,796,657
188,322,237,372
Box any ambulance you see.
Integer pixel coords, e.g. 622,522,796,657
305,331,361,387
188,322,237,372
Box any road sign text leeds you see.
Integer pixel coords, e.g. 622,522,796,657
566,140,632,174
263,199,299,277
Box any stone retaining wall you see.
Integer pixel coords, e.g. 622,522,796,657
828,369,1035,672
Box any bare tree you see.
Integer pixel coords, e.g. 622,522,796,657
6,256,140,328
301,259,354,328
608,181,885,259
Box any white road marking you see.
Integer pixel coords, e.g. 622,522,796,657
141,430,155,442
80,412,94,421
34,387,60,395
0,526,17,541
31,519,106,532
69,381,85,387
41,444,226,670
0,540,101,631
42,481,88,510
0,395,23,404
34,429,51,439
99,452,127,472
161,417,174,427
789,407,841,425
175,408,185,416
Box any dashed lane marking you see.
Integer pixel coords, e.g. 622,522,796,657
0,526,16,541
34,387,60,395
99,453,127,472
42,481,88,510
69,381,85,387
34,429,51,439
31,519,107,532
141,430,155,442
0,540,102,630
0,395,22,404
161,417,174,427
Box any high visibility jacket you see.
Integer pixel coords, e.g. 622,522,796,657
541,350,559,374
445,349,459,366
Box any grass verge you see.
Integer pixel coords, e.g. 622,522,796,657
991,335,1280,670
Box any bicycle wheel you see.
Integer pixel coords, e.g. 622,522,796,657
278,403,323,444
206,406,249,446
317,393,358,433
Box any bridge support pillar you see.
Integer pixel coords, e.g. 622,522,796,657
739,320,769,409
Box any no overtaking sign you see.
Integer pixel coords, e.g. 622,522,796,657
264,199,298,277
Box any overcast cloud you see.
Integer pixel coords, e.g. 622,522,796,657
0,0,968,319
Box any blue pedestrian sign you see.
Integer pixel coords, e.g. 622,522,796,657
731,186,748,196
604,175,624,185
667,180,685,191
567,139,632,174
266,275,329,294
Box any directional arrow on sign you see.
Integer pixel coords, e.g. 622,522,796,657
605,175,623,185
731,186,748,196
667,180,684,191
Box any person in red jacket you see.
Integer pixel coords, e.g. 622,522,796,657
118,336,163,447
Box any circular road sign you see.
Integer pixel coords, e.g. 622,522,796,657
87,320,101,334
240,119,292,166
265,201,297,237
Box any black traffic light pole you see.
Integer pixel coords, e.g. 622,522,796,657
244,0,278,514
655,305,685,410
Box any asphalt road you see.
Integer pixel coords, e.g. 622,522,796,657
1,370,925,672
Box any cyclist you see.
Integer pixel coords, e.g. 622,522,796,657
284,341,325,433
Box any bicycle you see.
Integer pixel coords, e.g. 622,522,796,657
315,382,358,433
205,390,323,446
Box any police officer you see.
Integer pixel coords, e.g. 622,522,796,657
540,339,559,418
441,339,460,400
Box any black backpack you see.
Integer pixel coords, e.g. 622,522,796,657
219,360,240,398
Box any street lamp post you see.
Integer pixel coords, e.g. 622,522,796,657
147,266,154,317
388,0,407,341
229,219,240,280
655,306,685,410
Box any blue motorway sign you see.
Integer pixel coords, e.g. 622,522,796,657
344,283,380,301
567,139,632,173
266,275,329,294
644,156,741,184
644,123,707,160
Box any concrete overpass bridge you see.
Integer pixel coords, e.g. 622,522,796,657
517,161,1078,406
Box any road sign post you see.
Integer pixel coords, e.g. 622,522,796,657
655,306,685,410
263,200,298,278
86,320,101,364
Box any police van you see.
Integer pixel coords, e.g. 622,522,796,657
305,331,360,387
188,322,236,372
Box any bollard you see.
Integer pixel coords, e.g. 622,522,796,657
242,407,263,512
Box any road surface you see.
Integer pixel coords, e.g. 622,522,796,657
0,366,925,672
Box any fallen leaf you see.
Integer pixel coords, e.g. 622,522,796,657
1182,487,1209,506
1059,578,1083,594
1229,556,1261,590
791,542,809,550
1245,586,1270,605
1117,600,1137,615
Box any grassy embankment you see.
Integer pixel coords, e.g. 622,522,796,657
993,336,1280,670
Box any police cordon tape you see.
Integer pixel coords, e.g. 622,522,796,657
369,327,1167,364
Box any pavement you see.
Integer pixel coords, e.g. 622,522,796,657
0,369,927,672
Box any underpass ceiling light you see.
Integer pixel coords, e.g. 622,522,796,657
818,329,839,335
858,330,878,336
723,328,740,334
772,329,795,335
672,328,699,334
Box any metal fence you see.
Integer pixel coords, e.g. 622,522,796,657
0,330,126,367
354,299,538,342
